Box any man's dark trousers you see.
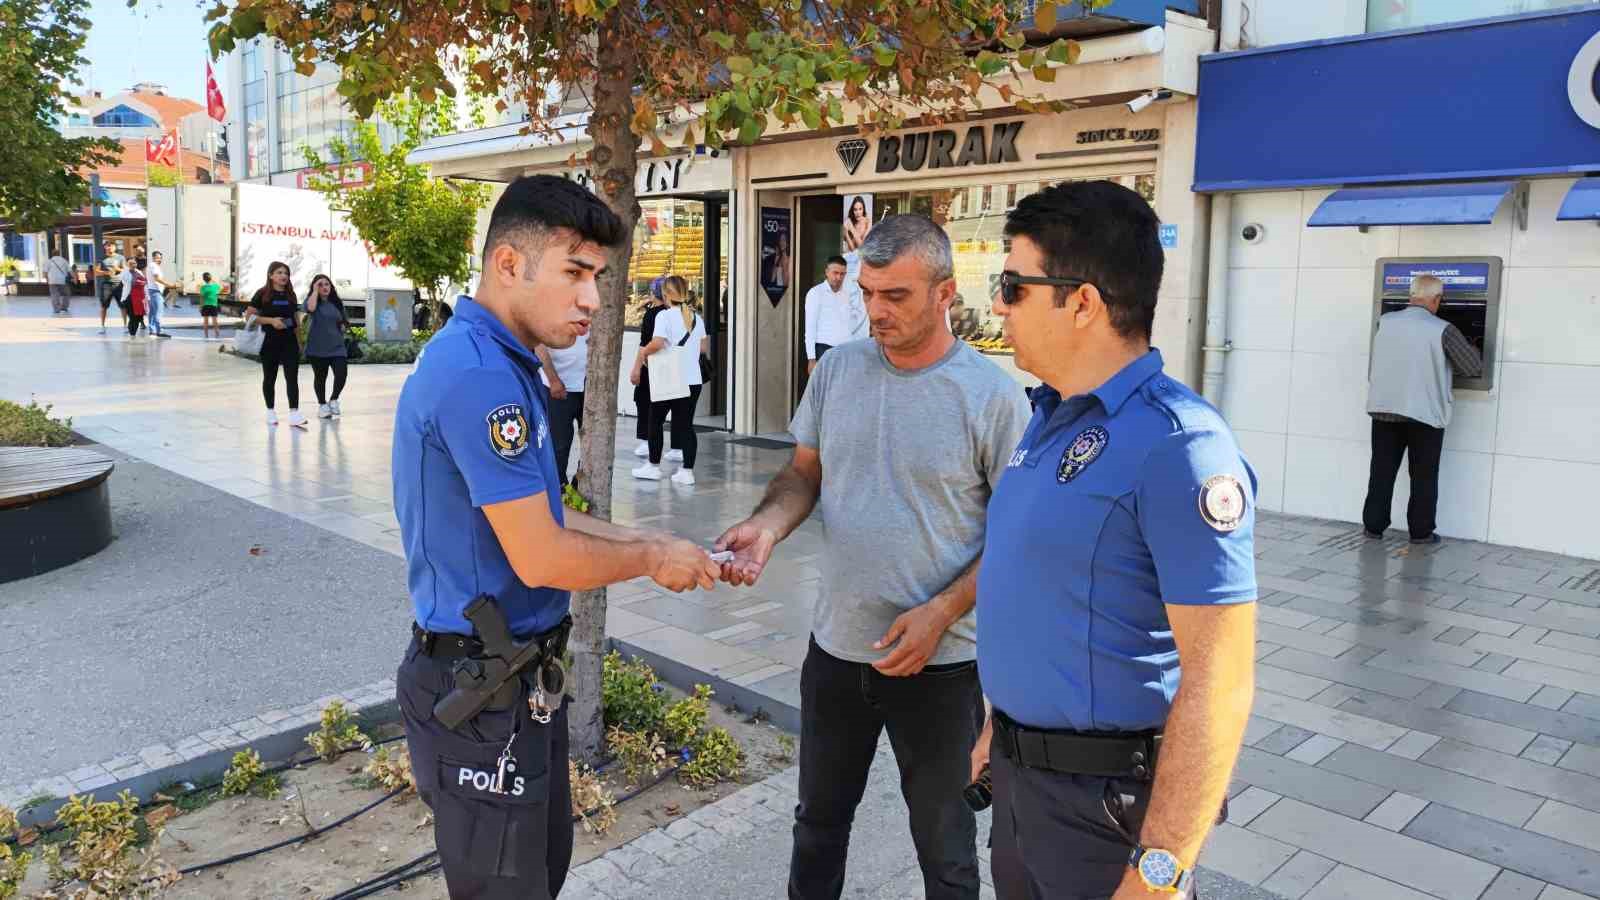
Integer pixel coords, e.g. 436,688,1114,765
547,391,583,486
1362,417,1445,540
790,636,984,899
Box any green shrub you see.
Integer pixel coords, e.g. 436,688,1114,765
221,749,281,798
606,726,667,787
679,726,744,788
354,340,420,365
47,791,177,897
0,398,73,447
305,700,371,761
663,684,713,750
0,805,31,900
601,651,668,735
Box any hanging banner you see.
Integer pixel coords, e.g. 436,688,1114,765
759,207,791,307
842,193,872,254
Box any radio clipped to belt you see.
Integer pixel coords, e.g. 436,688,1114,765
430,595,573,731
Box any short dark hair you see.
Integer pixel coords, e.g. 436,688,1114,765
202,272,212,281
1004,181,1163,340
482,175,627,263
824,255,848,269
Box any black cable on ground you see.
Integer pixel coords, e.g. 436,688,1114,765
322,762,683,900
178,786,406,875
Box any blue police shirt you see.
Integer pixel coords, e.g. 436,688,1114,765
392,295,567,638
977,349,1257,732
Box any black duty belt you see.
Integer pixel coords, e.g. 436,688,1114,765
412,616,572,663
993,708,1161,781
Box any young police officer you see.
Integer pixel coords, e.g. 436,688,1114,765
970,182,1258,899
393,175,721,900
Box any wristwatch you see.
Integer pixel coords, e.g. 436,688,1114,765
1129,846,1193,894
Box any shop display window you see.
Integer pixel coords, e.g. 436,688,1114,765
878,172,1154,356
625,198,729,328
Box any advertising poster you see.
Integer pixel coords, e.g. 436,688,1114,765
842,193,873,254
760,207,791,307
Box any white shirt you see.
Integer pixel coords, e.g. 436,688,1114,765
804,280,866,359
147,261,164,288
542,334,588,393
654,308,707,386
46,256,71,285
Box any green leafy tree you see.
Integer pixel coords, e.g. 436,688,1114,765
209,0,1102,762
302,98,491,327
147,165,181,188
0,0,119,232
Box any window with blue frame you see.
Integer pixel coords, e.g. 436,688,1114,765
93,104,158,128
1368,0,1574,33
73,243,95,265
3,232,36,263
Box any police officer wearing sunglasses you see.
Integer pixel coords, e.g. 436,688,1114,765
392,176,721,900
970,181,1258,899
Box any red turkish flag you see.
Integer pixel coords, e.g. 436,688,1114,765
146,129,178,166
205,60,227,122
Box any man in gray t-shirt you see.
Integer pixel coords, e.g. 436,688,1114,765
716,215,1029,900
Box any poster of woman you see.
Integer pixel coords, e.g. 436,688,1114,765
760,207,792,306
842,194,872,253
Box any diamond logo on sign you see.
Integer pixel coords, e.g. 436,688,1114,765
836,139,869,175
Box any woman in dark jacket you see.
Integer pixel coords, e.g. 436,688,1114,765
248,261,306,429
303,274,350,419
629,277,672,458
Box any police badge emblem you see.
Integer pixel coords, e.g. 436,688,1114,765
1057,425,1109,483
487,403,530,459
1198,474,1247,532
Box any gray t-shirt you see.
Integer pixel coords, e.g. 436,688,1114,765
305,297,348,357
789,338,1031,665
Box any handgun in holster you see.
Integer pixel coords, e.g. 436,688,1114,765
433,595,572,731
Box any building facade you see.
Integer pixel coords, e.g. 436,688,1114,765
1195,1,1600,557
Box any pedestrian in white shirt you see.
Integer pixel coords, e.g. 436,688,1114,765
536,332,588,487
45,249,72,315
805,254,868,374
634,276,707,485
145,251,174,337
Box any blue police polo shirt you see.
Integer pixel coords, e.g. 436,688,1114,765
977,349,1257,732
392,295,567,638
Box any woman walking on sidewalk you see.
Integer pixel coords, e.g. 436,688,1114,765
303,274,350,419
634,275,707,485
249,261,307,428
123,259,148,338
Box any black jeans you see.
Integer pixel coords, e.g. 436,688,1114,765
548,390,583,485
790,637,984,900
309,356,348,404
126,313,143,336
261,333,301,410
648,383,701,467
397,639,572,899
1362,417,1444,540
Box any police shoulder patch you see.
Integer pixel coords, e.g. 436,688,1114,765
1198,474,1247,532
1057,425,1109,483
487,403,529,459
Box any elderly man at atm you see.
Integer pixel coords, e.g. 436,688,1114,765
1363,274,1484,545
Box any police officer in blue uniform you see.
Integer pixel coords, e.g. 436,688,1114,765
969,181,1258,900
392,175,720,900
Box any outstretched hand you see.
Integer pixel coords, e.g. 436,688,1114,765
714,520,778,587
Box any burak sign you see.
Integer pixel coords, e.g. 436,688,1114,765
858,122,1026,175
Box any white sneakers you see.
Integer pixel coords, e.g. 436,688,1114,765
633,441,650,457
329,399,342,416
288,409,309,429
670,469,696,485
318,404,333,419
632,463,662,481
665,449,684,462
266,410,279,426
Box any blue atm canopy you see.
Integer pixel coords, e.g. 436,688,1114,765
1306,182,1515,228
1557,177,1600,220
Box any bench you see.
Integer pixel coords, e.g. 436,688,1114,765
0,447,115,583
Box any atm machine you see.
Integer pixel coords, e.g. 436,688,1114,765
1371,256,1501,391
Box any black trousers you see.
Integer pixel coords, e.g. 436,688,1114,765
633,374,652,441
260,334,300,410
309,356,348,404
1362,417,1445,540
647,383,701,467
547,391,583,486
790,637,984,900
397,638,572,900
126,313,143,336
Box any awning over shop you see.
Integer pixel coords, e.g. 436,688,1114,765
1557,177,1600,220
1306,182,1514,228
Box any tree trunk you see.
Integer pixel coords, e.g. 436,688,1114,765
569,6,643,766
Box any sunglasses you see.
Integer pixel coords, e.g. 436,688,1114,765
996,270,1096,306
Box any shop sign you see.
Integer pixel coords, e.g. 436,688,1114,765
836,122,1026,176
1568,30,1600,129
1076,127,1160,144
563,150,728,197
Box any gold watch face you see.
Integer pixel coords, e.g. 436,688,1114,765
1138,849,1181,890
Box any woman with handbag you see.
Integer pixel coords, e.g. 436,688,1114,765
248,261,308,429
303,274,350,419
629,277,679,459
633,275,708,485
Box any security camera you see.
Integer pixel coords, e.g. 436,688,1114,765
1240,223,1266,244
1125,89,1173,114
